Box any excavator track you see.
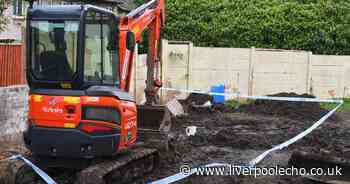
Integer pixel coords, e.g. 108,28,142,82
5,147,158,184
5,154,45,184
77,147,158,184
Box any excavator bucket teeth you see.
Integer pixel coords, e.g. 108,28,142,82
289,151,350,184
137,105,172,151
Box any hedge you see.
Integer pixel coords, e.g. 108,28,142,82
136,0,350,55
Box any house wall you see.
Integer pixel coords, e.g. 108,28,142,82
0,0,131,41
0,6,23,41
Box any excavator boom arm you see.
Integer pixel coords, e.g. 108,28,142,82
119,0,165,105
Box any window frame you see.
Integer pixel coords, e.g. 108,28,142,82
12,0,23,16
26,5,119,90
29,20,80,81
82,8,120,88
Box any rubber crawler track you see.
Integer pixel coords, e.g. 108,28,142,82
6,147,158,184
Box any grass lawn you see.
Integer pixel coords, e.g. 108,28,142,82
321,98,350,112
224,99,255,108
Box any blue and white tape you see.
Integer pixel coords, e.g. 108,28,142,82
9,155,57,184
148,87,343,184
249,101,343,166
161,87,343,103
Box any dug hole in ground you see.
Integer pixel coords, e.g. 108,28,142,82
0,92,348,184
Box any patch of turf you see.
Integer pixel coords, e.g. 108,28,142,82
320,98,350,112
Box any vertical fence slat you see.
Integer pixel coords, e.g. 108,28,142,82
5,45,9,86
0,45,3,86
13,45,18,85
18,45,23,85
10,45,14,86
3,45,6,86
7,45,10,86
15,45,20,85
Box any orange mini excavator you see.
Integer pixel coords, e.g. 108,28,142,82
9,0,170,184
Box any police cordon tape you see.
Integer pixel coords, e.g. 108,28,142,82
249,102,342,166
0,155,58,184
147,87,343,184
161,87,343,103
1,88,342,184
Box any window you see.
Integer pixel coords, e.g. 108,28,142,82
84,11,119,86
12,0,23,16
30,20,79,81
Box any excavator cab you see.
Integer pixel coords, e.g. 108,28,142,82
24,3,169,159
27,5,119,89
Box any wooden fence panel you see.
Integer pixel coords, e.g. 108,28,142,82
0,44,24,87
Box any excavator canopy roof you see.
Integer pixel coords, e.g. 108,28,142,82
29,5,116,20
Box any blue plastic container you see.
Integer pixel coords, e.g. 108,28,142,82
211,84,225,103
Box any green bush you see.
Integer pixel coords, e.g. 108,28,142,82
137,0,350,55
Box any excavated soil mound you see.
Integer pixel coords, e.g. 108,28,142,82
238,92,334,121
185,93,213,105
182,92,337,121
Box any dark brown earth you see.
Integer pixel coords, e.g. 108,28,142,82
0,92,349,184
184,93,213,106
144,110,348,184
145,93,348,184
238,92,337,121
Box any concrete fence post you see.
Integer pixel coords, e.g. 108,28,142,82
132,44,138,99
161,39,169,103
248,47,256,96
187,42,194,91
306,51,313,94
341,64,347,98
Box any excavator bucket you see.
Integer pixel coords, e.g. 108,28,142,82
137,105,172,151
289,151,350,184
